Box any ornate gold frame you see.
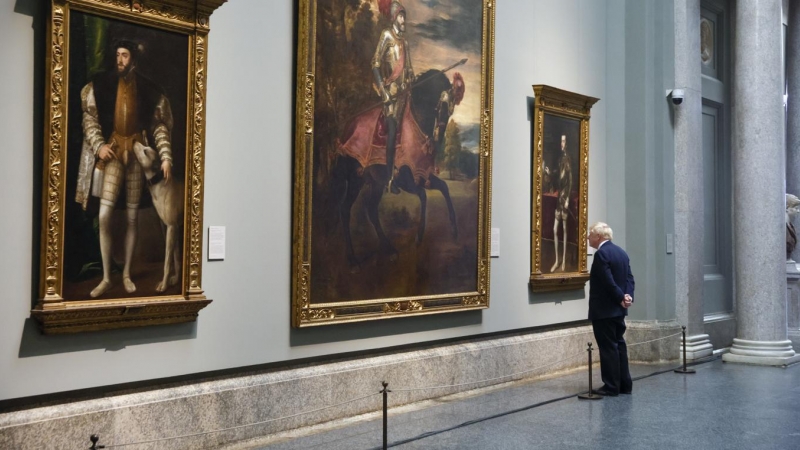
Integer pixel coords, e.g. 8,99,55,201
529,85,598,292
31,0,226,334
292,0,495,327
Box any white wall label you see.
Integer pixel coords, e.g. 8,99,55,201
209,226,226,261
491,228,500,257
666,233,673,254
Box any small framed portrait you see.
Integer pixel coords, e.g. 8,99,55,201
32,0,226,333
291,0,496,326
529,85,598,292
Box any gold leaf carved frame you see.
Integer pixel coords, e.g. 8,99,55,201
529,85,598,292
31,0,226,334
292,0,496,326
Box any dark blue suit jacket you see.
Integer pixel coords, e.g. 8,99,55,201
588,241,635,320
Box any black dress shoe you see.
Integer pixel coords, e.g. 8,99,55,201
592,388,619,397
620,390,632,395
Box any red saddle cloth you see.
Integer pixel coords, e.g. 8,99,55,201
336,99,435,182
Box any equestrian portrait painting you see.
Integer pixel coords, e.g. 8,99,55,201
292,0,495,326
32,0,225,334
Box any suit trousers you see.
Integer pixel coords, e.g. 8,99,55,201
591,315,632,394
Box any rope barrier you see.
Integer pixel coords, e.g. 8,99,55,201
88,327,686,449
392,350,587,393
391,330,682,393
626,331,682,347
379,355,721,450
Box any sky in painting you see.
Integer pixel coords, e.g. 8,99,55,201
367,0,484,129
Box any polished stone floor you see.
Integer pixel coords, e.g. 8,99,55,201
239,357,800,450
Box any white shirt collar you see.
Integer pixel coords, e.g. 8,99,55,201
597,240,609,250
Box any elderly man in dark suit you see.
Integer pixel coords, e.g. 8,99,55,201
587,222,635,396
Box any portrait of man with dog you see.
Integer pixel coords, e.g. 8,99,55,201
64,12,189,301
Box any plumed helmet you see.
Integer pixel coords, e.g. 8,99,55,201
452,72,465,106
378,0,405,22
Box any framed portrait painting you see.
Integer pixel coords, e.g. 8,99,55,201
529,85,598,292
292,0,495,326
31,0,226,334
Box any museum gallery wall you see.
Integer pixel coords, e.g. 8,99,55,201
1,0,628,401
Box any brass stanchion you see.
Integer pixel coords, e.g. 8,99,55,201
674,325,696,374
577,342,603,400
89,434,105,449
381,381,390,450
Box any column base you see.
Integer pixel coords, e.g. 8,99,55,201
679,334,713,360
722,338,800,366
788,330,800,351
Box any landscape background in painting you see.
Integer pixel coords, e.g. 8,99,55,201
62,11,188,300
309,0,484,303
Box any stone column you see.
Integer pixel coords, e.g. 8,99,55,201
789,0,800,263
723,0,800,366
785,0,800,337
673,0,712,360
787,263,800,349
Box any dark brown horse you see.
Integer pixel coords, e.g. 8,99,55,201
331,70,461,271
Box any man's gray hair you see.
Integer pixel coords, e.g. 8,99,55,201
589,222,613,240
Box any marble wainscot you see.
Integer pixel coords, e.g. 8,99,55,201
0,323,679,449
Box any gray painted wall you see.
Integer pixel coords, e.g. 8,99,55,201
622,0,677,321
0,0,676,401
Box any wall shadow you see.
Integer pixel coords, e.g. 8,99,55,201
527,95,535,121
528,286,586,305
18,318,198,357
15,0,45,311
290,310,482,346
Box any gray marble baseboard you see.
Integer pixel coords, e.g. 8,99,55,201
625,320,682,362
0,321,679,449
704,313,736,349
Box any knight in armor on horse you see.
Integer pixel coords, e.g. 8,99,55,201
333,1,466,268
373,0,414,194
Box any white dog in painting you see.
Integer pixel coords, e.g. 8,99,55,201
133,141,183,292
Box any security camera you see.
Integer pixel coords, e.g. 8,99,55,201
670,89,684,105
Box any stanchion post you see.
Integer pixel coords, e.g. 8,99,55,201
381,381,390,450
674,325,696,374
89,434,105,449
577,342,603,400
